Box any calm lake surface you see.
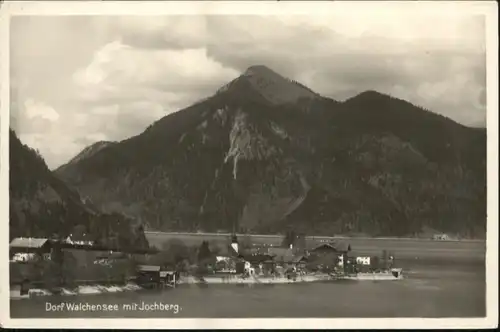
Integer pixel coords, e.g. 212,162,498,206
10,260,485,318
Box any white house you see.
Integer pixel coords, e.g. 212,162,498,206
244,261,255,275
356,256,371,266
12,252,37,262
433,234,450,241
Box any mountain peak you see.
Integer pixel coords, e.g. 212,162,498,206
57,141,116,172
348,90,390,101
218,65,320,105
243,65,281,78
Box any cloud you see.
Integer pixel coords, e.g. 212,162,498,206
9,14,486,169
202,16,486,125
113,16,209,50
24,99,60,122
69,40,240,156
73,41,238,100
13,98,83,169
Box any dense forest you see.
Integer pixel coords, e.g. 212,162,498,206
9,129,149,249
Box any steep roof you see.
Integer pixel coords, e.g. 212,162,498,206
293,255,308,263
9,237,49,249
311,242,350,253
216,243,239,257
244,253,274,263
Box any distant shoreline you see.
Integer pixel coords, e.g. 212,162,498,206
144,231,486,242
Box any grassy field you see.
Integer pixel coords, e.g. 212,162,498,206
145,231,486,261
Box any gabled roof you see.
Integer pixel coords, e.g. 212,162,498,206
311,242,349,252
64,237,94,246
9,237,49,249
244,253,274,263
217,243,239,257
293,255,308,263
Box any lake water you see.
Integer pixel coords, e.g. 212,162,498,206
10,260,485,318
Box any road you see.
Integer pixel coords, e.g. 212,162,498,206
144,231,486,260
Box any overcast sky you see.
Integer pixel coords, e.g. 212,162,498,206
10,14,486,169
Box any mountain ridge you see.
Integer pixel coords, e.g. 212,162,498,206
54,65,486,238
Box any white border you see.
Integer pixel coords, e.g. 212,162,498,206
0,1,498,329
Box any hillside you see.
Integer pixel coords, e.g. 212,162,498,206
55,66,486,238
9,129,149,249
56,140,116,178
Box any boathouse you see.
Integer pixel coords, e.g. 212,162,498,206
160,270,179,287
136,265,179,288
136,265,161,288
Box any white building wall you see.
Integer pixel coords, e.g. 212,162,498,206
356,256,371,265
337,255,344,267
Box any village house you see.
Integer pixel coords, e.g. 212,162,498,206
293,255,308,271
307,242,351,271
9,238,55,298
217,235,313,276
243,253,275,275
433,233,450,241
9,237,53,262
215,255,236,272
264,247,308,274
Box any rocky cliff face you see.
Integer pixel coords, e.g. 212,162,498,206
54,66,486,238
9,130,149,249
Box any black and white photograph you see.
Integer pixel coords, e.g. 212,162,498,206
1,1,498,329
